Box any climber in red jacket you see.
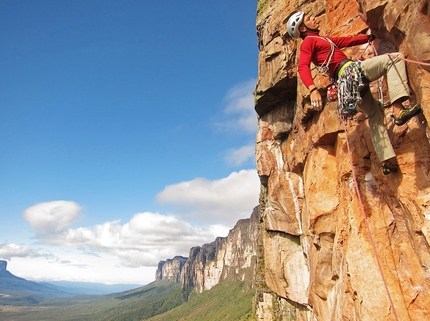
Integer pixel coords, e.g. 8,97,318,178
287,12,422,175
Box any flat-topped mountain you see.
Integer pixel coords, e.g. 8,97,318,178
0,260,71,304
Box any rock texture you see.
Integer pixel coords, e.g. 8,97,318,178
155,207,259,293
255,0,430,320
155,256,187,283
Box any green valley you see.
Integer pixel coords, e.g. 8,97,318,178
0,280,255,321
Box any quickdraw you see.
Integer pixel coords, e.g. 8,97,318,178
337,61,366,122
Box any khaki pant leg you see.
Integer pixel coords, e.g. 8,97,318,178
359,88,396,162
360,53,410,103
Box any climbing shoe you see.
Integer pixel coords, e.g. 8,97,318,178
382,162,399,175
391,104,422,126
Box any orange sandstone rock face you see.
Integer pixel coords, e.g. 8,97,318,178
255,0,430,320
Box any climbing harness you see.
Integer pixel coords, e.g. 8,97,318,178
336,61,367,121
306,36,368,121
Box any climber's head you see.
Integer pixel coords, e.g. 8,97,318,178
287,12,320,39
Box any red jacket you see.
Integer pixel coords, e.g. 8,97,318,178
298,32,370,88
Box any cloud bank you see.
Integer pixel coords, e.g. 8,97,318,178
19,205,222,267
4,169,259,272
0,243,54,260
156,169,259,226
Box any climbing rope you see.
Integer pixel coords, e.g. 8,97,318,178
368,40,429,114
339,39,415,321
361,40,430,67
337,36,429,321
388,52,430,67
342,121,400,321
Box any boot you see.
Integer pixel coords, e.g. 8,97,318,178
391,104,422,126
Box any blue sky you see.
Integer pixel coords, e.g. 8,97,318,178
0,1,260,284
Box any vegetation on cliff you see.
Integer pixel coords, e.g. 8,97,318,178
257,0,274,18
146,281,255,321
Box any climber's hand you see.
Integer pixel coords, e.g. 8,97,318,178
368,33,376,42
366,29,376,42
310,89,322,109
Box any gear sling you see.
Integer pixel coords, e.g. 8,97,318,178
308,36,368,121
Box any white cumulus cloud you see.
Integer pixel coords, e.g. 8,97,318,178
11,169,260,283
6,254,156,285
225,144,256,166
20,204,226,267
156,169,259,226
22,201,82,234
0,243,54,260
216,79,257,134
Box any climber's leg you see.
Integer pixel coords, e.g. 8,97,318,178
359,87,397,165
361,53,422,127
360,53,410,104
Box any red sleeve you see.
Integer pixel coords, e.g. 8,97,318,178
297,35,370,88
297,39,315,88
330,35,369,49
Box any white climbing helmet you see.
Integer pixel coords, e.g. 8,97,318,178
287,12,305,38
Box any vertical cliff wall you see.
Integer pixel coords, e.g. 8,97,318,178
255,0,430,320
156,207,259,293
156,256,187,283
